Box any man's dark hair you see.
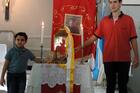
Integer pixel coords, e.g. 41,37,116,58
15,32,28,41
119,0,122,2
109,0,122,2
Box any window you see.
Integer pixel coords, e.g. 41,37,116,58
0,44,7,62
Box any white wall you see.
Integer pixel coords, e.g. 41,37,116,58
121,5,140,60
0,0,53,57
122,5,140,93
122,0,140,4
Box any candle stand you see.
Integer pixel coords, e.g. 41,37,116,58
40,44,44,63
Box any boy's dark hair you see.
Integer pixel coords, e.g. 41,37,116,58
15,32,28,41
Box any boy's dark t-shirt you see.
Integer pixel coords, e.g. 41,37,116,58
5,46,35,73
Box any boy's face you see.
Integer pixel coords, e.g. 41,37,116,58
109,0,122,13
15,35,27,48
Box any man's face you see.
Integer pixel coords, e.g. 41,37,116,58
109,0,122,13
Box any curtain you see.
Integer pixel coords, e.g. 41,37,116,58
52,0,96,58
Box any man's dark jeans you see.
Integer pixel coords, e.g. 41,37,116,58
104,62,130,93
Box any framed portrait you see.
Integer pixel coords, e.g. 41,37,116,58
64,14,82,35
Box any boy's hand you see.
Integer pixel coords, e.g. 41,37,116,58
0,78,5,86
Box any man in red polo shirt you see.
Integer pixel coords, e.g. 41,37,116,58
76,0,139,93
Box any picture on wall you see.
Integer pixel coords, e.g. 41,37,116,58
64,14,82,35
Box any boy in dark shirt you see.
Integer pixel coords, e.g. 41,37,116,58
0,32,36,93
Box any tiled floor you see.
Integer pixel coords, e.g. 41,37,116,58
94,86,106,93
93,86,119,93
0,85,7,93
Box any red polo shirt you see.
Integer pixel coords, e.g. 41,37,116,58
94,12,137,62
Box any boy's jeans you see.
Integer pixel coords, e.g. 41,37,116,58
7,72,26,93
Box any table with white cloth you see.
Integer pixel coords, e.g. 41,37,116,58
27,63,94,93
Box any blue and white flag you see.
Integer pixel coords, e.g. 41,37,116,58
88,53,95,78
92,0,107,82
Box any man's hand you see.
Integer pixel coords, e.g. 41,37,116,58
74,46,82,53
132,56,139,68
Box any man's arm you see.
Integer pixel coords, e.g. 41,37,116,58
130,38,139,68
75,35,98,51
84,35,98,48
0,60,9,86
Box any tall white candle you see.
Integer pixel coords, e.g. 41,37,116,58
80,24,84,47
80,24,84,59
41,21,44,44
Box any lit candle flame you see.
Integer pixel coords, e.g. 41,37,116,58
41,21,45,44
5,0,9,7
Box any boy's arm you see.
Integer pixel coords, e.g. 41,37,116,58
130,38,139,68
0,60,9,86
33,58,41,63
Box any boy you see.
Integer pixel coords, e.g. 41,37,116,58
0,32,36,93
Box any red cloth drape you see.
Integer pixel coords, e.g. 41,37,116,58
41,84,80,93
51,0,96,58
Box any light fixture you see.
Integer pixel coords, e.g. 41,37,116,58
5,0,10,21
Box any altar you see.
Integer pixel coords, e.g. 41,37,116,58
27,63,94,93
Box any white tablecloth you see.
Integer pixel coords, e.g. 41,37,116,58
27,63,94,93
